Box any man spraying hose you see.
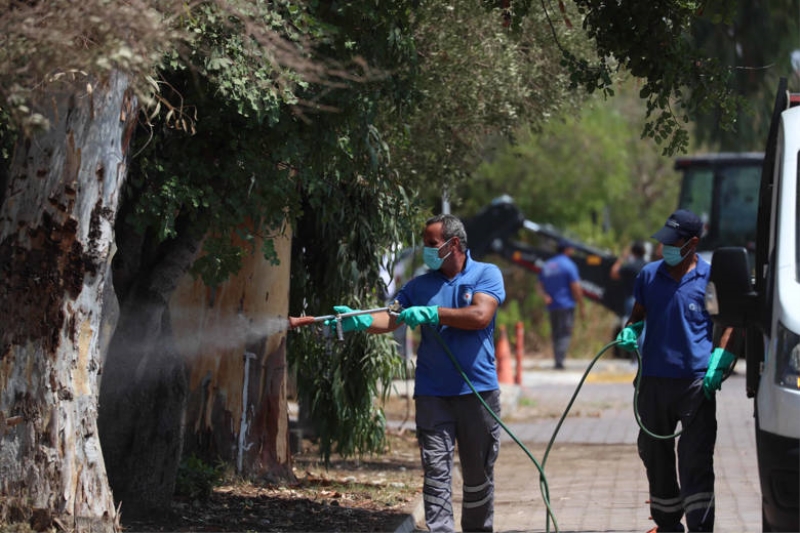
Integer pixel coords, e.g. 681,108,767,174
616,209,736,533
292,214,505,533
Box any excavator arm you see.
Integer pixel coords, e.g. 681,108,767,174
464,197,628,318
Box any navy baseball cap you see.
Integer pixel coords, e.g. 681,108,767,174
557,238,573,252
651,209,703,244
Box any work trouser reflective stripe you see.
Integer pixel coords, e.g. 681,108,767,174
463,479,491,493
650,495,683,514
424,476,450,490
423,489,453,513
684,492,714,515
462,491,492,509
463,478,493,510
647,493,715,526
423,475,452,514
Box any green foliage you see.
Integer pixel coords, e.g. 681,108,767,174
126,106,296,285
496,299,522,331
239,1,422,461
120,0,422,462
175,455,223,500
288,159,420,462
124,2,312,285
169,1,317,124
291,328,403,463
459,77,680,249
690,0,800,151
519,0,746,155
569,0,748,154
123,0,425,461
383,0,590,202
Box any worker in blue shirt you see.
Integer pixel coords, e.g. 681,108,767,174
537,239,585,369
326,213,506,533
616,209,736,533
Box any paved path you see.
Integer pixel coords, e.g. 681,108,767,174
396,358,761,533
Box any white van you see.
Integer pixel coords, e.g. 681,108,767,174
706,78,800,531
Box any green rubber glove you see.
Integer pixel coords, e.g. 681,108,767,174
397,306,439,330
615,321,644,352
324,305,373,333
703,347,737,399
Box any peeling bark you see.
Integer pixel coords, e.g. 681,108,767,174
172,230,293,480
0,71,136,532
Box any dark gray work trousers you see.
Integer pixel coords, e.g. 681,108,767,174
637,377,717,532
548,307,575,367
415,390,501,533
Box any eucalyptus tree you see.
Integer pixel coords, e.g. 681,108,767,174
0,2,186,529
0,0,356,528
119,0,423,473
97,6,323,514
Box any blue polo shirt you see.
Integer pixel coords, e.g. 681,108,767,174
395,251,505,396
539,254,580,310
634,258,713,379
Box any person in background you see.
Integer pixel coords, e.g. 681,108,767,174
610,240,648,320
652,241,664,262
616,209,736,533
610,240,649,361
305,213,505,533
537,239,585,370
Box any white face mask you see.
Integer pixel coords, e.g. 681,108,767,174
423,238,452,270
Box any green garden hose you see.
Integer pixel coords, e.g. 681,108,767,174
430,330,696,533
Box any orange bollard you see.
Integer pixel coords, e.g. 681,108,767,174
514,321,524,385
496,324,514,384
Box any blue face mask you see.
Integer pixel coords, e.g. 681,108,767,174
662,241,691,266
423,238,453,270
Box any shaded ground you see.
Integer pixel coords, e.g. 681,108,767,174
121,351,632,533
121,407,423,533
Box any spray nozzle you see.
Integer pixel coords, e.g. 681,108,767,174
288,300,404,341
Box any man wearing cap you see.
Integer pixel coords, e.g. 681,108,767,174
537,239,585,370
615,209,736,532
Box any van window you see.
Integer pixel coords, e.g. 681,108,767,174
678,162,761,252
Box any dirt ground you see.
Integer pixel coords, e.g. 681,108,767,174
120,398,424,533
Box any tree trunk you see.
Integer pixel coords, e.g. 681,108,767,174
0,72,136,532
97,229,199,518
171,229,293,480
